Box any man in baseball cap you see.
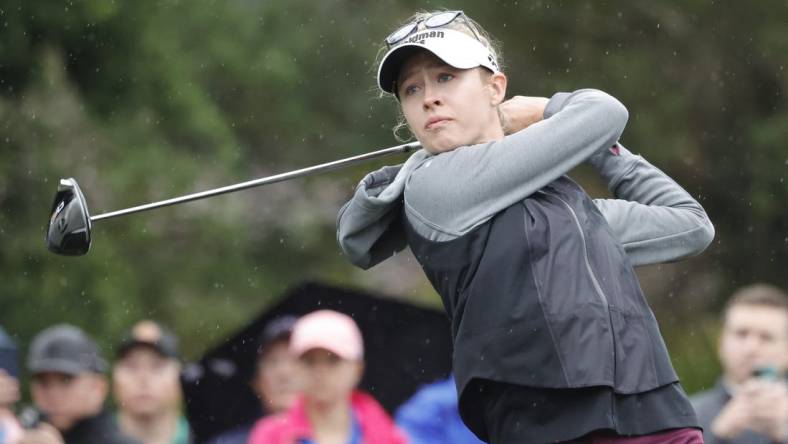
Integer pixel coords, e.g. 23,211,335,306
112,320,190,444
26,324,138,444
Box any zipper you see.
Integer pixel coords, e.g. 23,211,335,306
539,190,619,428
540,191,609,308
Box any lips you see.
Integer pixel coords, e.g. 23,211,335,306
425,116,451,130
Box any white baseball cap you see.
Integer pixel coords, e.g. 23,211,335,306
377,28,500,95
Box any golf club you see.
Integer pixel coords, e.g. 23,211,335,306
46,141,421,256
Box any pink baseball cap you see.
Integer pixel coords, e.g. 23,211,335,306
290,310,364,360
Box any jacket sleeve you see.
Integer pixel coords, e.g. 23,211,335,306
336,165,407,269
404,89,629,238
337,149,432,269
590,144,715,266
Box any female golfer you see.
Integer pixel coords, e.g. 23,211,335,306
337,10,714,444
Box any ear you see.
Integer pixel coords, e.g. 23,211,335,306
250,369,263,398
353,360,365,386
487,72,508,106
717,325,725,357
94,374,109,403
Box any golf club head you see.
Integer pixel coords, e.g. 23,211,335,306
46,178,92,256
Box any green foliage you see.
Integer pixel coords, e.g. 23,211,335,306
0,0,785,394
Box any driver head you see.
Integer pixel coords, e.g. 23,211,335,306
46,178,92,256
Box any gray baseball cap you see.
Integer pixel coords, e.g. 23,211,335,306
27,324,107,375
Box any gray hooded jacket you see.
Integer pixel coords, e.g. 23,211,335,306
337,89,713,267
336,89,714,438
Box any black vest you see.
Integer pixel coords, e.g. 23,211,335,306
404,177,678,411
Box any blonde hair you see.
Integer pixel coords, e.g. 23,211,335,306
376,10,507,141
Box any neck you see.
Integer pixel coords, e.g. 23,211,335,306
305,396,353,437
60,404,105,432
118,409,179,444
473,117,506,144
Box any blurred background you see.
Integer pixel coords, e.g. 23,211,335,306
0,0,785,395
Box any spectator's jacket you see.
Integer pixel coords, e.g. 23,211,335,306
691,380,787,444
63,409,139,444
395,377,483,444
114,413,191,444
204,423,252,444
247,391,406,444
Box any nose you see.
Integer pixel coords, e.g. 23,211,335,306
422,82,442,110
741,332,765,356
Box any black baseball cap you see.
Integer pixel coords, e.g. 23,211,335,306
116,320,179,360
27,324,107,375
257,315,297,355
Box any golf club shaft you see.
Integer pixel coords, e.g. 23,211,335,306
91,141,421,222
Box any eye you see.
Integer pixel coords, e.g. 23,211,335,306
437,73,454,83
760,332,775,343
403,83,421,96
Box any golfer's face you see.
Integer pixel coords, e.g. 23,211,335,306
398,51,502,154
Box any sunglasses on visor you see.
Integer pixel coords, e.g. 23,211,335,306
385,10,482,47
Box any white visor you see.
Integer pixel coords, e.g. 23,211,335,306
377,28,500,95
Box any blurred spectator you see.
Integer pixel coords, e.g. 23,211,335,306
691,283,788,444
247,310,405,444
0,370,22,444
113,321,190,444
206,316,299,444
1,326,22,444
395,376,483,444
24,324,138,444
